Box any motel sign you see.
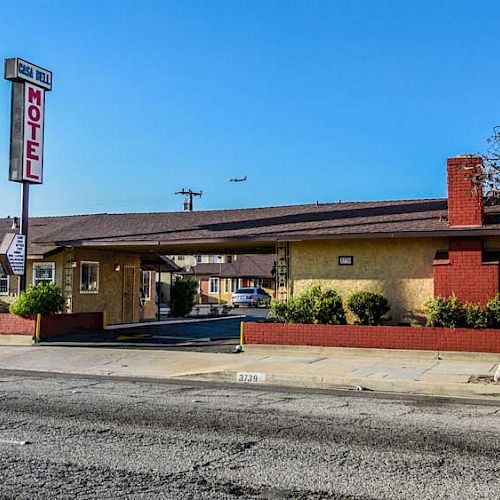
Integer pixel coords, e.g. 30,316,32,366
3,58,52,289
5,58,52,184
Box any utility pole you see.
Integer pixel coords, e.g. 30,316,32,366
175,188,202,211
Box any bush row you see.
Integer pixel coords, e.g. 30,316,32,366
425,294,500,329
270,285,390,326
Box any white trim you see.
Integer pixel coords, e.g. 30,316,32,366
209,276,220,294
141,270,152,301
80,261,99,294
32,262,56,286
0,271,9,296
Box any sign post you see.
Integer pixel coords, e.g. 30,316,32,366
3,58,52,291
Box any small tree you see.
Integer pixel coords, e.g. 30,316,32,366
347,291,390,326
9,283,65,317
169,277,197,317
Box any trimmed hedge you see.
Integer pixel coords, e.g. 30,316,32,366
9,283,65,317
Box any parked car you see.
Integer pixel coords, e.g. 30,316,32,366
231,287,271,307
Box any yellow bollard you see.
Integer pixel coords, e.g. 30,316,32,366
240,321,245,346
102,311,108,328
35,314,41,343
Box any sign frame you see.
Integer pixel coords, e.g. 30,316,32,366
4,58,52,91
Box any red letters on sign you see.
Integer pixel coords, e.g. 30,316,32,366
23,83,45,182
28,86,42,106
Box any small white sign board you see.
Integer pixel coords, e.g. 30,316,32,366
0,234,26,275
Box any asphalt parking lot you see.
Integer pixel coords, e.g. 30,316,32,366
45,308,269,349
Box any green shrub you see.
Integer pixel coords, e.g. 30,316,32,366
347,291,390,326
425,295,465,327
9,283,65,317
270,284,346,325
486,294,500,328
170,277,198,317
463,303,488,329
312,289,346,325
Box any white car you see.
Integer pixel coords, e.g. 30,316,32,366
231,287,271,307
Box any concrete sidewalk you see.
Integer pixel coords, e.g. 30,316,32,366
0,344,498,400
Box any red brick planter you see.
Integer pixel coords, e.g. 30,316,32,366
244,322,500,353
0,312,104,341
0,314,36,337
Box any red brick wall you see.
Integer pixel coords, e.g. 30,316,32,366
39,312,103,340
0,314,36,336
244,322,500,353
433,238,499,305
447,156,483,227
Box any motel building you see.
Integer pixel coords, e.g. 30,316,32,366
2,155,500,326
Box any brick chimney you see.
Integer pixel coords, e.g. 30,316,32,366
447,155,483,227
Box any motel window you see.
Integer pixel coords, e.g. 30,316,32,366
0,267,8,295
209,277,219,294
80,261,99,294
141,270,152,301
33,262,55,287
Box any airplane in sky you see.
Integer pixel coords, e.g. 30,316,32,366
227,175,247,183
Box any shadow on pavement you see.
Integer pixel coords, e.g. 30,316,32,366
42,308,270,352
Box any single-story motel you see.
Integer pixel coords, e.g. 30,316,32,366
2,155,500,332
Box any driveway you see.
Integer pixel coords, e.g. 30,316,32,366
44,308,269,349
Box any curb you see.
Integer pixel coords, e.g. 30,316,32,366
177,370,500,400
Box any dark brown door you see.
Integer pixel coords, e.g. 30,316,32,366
123,267,135,323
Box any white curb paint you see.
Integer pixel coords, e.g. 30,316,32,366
105,315,246,331
236,372,266,383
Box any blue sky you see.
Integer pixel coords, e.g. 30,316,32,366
1,0,499,216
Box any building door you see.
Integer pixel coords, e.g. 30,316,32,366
123,266,135,323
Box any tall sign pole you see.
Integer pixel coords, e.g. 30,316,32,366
3,58,52,291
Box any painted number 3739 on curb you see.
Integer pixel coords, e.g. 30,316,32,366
236,372,266,384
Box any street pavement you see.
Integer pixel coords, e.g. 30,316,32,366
0,372,498,499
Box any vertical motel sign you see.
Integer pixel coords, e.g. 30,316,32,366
3,58,52,289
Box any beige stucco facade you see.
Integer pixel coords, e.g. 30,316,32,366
290,237,448,324
1,248,156,325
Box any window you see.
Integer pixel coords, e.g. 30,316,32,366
33,262,55,286
177,255,184,261
225,279,232,293
141,270,152,301
80,261,99,293
0,267,8,295
209,277,219,294
227,255,233,264
196,255,203,263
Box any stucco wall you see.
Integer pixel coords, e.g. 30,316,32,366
71,249,141,325
290,237,448,324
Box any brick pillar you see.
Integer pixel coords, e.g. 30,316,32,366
447,156,483,227
433,237,499,305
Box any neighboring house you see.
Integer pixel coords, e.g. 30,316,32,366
180,254,276,304
1,155,497,325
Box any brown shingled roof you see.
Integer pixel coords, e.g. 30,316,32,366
220,254,275,278
3,198,500,256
